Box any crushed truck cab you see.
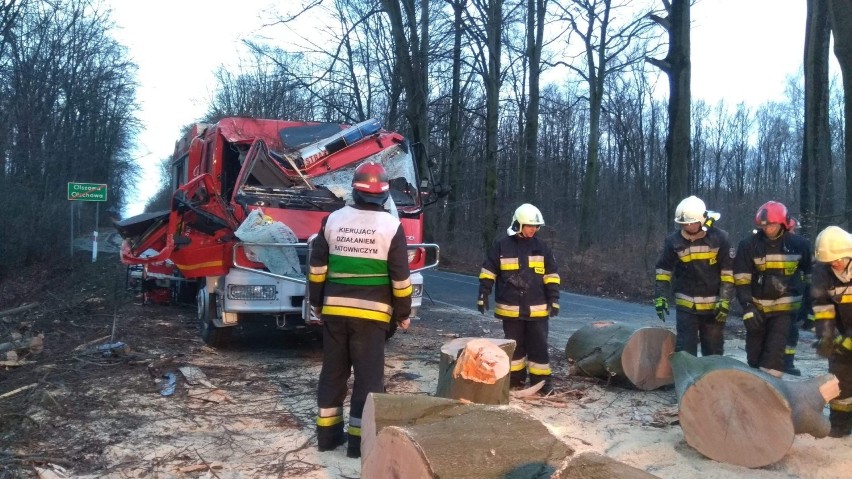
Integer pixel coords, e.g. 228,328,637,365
115,118,439,346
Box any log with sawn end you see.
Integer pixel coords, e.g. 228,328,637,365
565,322,675,390
670,351,839,468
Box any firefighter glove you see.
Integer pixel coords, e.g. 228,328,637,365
654,297,669,322
550,303,560,318
742,304,764,333
815,319,837,358
835,335,852,357
713,299,730,323
477,292,489,314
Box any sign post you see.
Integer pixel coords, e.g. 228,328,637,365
68,182,108,262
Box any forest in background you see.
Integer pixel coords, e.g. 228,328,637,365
1,0,849,300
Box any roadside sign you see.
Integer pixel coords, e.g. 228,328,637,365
68,182,108,202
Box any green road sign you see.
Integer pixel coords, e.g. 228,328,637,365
68,182,108,202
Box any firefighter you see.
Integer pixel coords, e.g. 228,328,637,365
811,225,852,437
734,201,811,376
478,203,560,395
309,161,412,458
654,195,734,356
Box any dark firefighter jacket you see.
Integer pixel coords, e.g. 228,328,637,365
734,230,812,316
479,234,560,320
654,227,735,313
810,262,851,339
308,203,412,327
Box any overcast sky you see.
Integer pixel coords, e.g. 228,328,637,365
107,0,822,217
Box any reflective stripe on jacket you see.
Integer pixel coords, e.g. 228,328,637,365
654,227,735,313
734,230,812,316
810,262,851,338
479,234,559,320
309,204,411,324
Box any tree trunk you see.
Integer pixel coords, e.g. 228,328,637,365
361,393,573,478
436,337,514,404
801,0,833,236
664,0,691,221
827,0,852,227
482,0,503,251
565,322,675,390
670,351,840,468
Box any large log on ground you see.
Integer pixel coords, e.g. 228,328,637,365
361,393,468,463
361,393,573,478
551,452,660,479
436,337,515,404
670,351,840,468
565,322,675,390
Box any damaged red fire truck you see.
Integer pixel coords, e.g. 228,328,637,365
115,118,442,346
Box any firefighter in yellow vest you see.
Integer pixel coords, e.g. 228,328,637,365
478,204,560,394
309,161,412,457
810,225,852,437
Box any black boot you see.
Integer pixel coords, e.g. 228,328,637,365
317,422,345,451
783,353,801,376
510,370,527,390
346,431,361,458
530,374,553,396
828,409,852,438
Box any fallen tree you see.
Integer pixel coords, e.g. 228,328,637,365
565,322,675,390
361,393,572,478
670,351,840,468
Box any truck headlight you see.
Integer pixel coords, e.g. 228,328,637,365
411,284,423,298
228,285,277,300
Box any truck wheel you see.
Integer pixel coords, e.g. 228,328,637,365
196,281,232,348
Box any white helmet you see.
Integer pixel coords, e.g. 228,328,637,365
815,226,852,262
674,196,706,224
507,203,545,236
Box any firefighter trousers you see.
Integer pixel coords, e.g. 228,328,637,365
745,312,791,372
675,310,724,356
829,355,852,436
503,319,551,387
316,318,386,446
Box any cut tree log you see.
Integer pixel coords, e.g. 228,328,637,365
565,322,675,390
436,337,514,404
670,351,840,468
360,393,573,478
551,452,660,479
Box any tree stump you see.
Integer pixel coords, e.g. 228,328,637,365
565,322,675,390
361,393,573,478
436,337,515,404
670,351,840,468
551,452,660,479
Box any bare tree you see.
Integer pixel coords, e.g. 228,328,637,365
801,0,833,236
555,0,658,250
827,0,852,227
647,0,689,223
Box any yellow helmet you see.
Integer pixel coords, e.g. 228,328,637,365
507,203,545,236
674,196,706,224
815,226,852,262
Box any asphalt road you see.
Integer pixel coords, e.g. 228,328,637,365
422,269,663,347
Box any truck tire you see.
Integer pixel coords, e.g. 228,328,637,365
196,281,232,348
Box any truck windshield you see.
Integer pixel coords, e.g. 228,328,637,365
235,139,420,213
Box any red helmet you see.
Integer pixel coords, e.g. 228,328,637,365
352,161,389,194
754,201,795,230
